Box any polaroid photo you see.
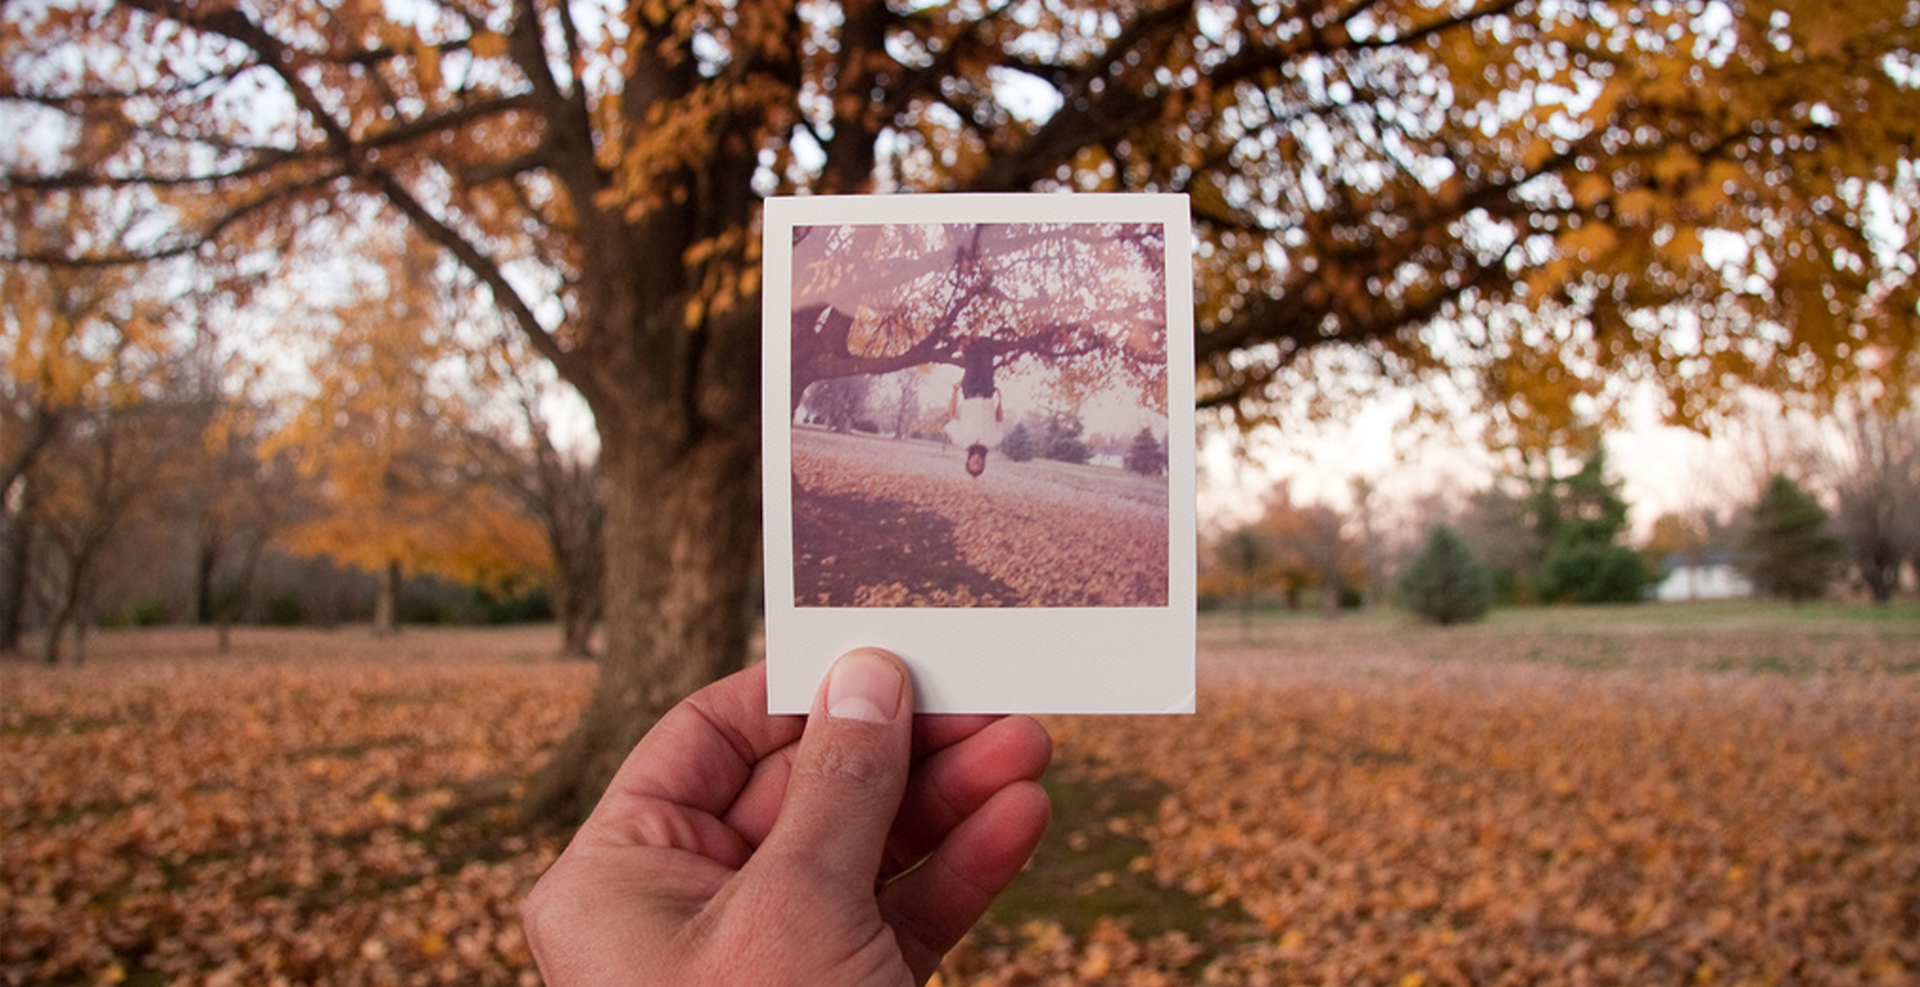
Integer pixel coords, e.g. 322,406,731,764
762,194,1196,714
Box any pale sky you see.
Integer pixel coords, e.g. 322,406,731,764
1197,387,1761,542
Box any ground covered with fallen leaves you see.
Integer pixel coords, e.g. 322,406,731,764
5,605,1917,986
2,627,590,987
791,428,1169,607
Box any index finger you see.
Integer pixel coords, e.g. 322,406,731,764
588,662,806,832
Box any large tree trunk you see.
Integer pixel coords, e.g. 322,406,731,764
518,410,760,826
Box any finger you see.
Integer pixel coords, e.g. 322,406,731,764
882,780,1052,982
585,663,805,855
884,715,1052,876
717,714,1040,856
752,647,914,889
910,713,1007,756
717,739,798,844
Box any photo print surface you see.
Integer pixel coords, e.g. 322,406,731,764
763,194,1195,714
789,221,1172,609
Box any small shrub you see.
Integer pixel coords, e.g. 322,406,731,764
1400,524,1493,626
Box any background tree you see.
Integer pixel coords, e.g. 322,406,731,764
1400,524,1494,626
466,335,606,658
999,421,1038,463
1,214,191,656
270,228,551,635
1036,409,1094,465
1249,482,1355,612
176,396,293,651
1347,477,1388,608
32,394,203,664
2,253,168,649
799,375,874,434
1124,426,1168,477
1455,483,1544,603
1203,525,1270,642
1740,473,1845,602
1530,442,1650,604
1828,406,1920,604
8,0,1918,822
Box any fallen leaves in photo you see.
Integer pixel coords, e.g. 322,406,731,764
791,429,1170,607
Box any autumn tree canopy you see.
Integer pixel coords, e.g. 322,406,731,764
790,221,1169,414
267,223,553,634
5,0,1917,821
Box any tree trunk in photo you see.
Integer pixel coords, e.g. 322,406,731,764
372,559,401,636
0,512,29,654
518,404,761,826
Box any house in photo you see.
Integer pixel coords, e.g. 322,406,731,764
1653,551,1755,602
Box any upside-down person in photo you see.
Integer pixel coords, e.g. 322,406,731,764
945,341,1004,477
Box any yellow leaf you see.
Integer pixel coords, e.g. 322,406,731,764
1614,188,1659,223
468,30,507,60
416,40,442,92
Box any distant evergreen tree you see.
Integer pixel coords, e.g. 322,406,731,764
999,421,1037,462
1039,412,1091,464
1530,442,1650,603
1400,525,1493,626
1123,426,1167,476
1741,474,1844,601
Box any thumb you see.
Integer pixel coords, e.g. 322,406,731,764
756,648,913,889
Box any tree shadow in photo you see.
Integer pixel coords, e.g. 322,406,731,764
792,483,1019,606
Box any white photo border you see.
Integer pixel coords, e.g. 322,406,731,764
762,193,1196,714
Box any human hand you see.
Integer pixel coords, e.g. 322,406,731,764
523,648,1053,986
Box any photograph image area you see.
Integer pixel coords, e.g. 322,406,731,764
789,221,1172,608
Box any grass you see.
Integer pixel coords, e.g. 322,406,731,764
1199,598,1920,677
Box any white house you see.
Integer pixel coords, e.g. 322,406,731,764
1654,554,1754,602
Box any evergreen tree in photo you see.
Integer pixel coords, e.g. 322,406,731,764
999,421,1037,462
1124,426,1167,476
1742,474,1845,602
1039,411,1091,465
1400,525,1494,626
